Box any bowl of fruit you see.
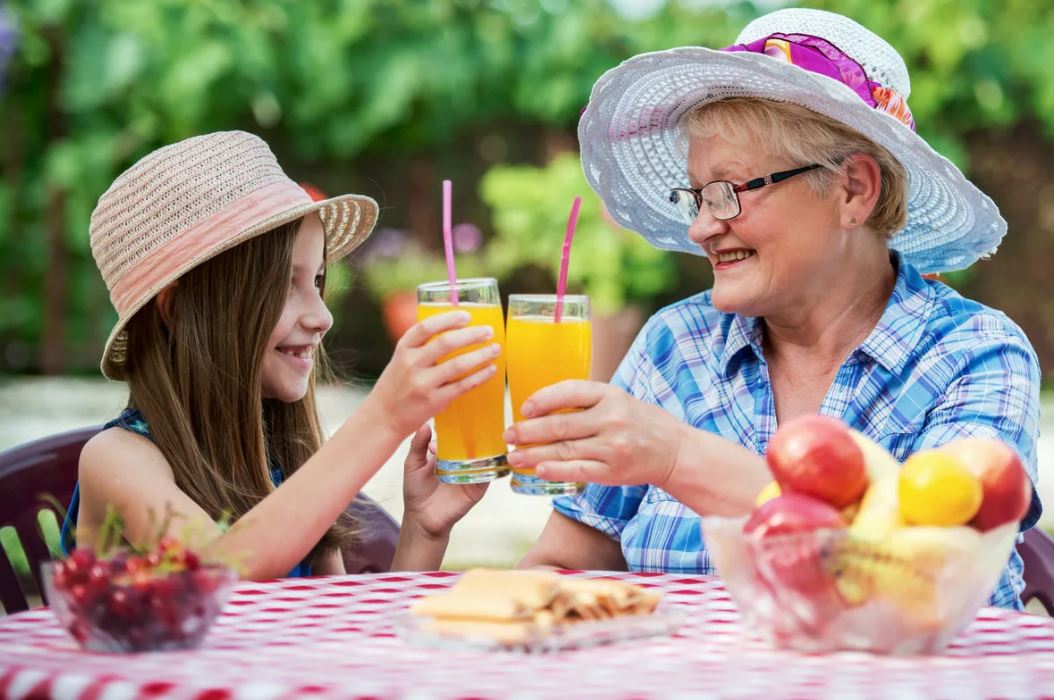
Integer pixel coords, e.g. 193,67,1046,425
703,417,1031,654
42,536,237,653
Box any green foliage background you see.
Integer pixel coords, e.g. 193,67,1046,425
3,0,1054,378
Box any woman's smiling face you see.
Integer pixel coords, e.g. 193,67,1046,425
685,133,844,318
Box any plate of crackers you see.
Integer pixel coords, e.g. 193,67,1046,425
400,570,680,652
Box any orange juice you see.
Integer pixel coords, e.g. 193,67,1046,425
506,315,592,476
417,302,507,463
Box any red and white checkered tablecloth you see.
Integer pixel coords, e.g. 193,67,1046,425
2,571,1054,699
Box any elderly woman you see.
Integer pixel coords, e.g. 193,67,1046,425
508,8,1041,609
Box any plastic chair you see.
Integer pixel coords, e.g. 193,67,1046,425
1019,527,1054,615
0,426,91,614
0,425,400,614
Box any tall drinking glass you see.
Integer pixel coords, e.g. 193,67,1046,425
506,294,591,495
417,278,509,483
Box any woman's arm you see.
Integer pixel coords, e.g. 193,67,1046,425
504,380,770,518
517,511,627,570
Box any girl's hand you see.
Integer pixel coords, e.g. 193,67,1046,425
370,311,501,439
502,380,691,487
401,424,487,539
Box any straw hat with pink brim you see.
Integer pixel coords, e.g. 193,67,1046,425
89,130,379,380
578,8,1006,274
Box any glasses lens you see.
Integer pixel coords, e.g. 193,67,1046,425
669,189,699,225
701,181,740,220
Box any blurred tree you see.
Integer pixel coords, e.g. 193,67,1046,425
481,153,676,316
2,0,1054,380
0,0,739,375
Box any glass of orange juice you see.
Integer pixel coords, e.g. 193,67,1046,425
506,294,591,495
417,278,509,484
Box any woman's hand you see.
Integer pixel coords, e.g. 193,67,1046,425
401,424,488,540
369,311,501,440
503,380,692,487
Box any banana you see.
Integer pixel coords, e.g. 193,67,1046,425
838,473,904,607
830,525,980,628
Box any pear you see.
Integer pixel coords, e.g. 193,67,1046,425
847,429,900,484
848,474,903,541
754,480,782,507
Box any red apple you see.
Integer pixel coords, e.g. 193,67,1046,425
744,493,849,537
766,415,868,508
744,494,848,614
940,438,1032,531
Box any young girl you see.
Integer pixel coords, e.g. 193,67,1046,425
61,131,500,578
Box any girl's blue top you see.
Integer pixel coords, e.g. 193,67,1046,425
59,407,312,577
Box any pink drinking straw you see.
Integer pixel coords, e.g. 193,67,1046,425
442,179,458,306
554,196,583,323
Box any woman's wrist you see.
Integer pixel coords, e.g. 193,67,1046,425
656,418,695,490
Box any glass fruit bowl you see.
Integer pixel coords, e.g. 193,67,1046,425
42,548,237,653
701,516,1019,654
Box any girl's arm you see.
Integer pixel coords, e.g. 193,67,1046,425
389,424,488,571
78,311,499,580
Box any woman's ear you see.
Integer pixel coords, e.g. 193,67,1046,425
840,154,882,229
155,283,178,328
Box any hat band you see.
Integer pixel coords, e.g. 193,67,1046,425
110,179,312,316
722,33,916,132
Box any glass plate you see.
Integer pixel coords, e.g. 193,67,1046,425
394,603,682,653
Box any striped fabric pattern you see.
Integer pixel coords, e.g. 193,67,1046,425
554,254,1042,609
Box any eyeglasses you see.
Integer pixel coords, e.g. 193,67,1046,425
668,164,823,223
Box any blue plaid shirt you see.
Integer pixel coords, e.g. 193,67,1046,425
554,254,1042,609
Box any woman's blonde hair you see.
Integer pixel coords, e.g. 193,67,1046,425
684,97,908,237
122,218,355,566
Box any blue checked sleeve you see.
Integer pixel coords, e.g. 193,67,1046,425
910,332,1043,530
552,320,658,539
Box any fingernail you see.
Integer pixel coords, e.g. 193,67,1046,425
489,343,501,355
502,429,515,442
536,464,549,478
455,311,471,323
507,451,523,466
480,326,494,339
521,402,535,417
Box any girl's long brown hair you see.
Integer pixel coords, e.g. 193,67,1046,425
122,218,355,566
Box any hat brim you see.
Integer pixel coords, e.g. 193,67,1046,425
100,192,378,380
579,47,1005,273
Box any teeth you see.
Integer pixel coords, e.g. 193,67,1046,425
716,250,754,263
279,348,312,359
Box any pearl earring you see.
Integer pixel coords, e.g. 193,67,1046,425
848,217,857,226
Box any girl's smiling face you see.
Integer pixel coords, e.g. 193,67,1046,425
261,214,333,402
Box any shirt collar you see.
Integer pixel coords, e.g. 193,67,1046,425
856,252,933,374
720,312,765,377
718,252,932,377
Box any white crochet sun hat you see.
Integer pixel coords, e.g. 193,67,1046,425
578,8,1005,273
90,130,379,380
